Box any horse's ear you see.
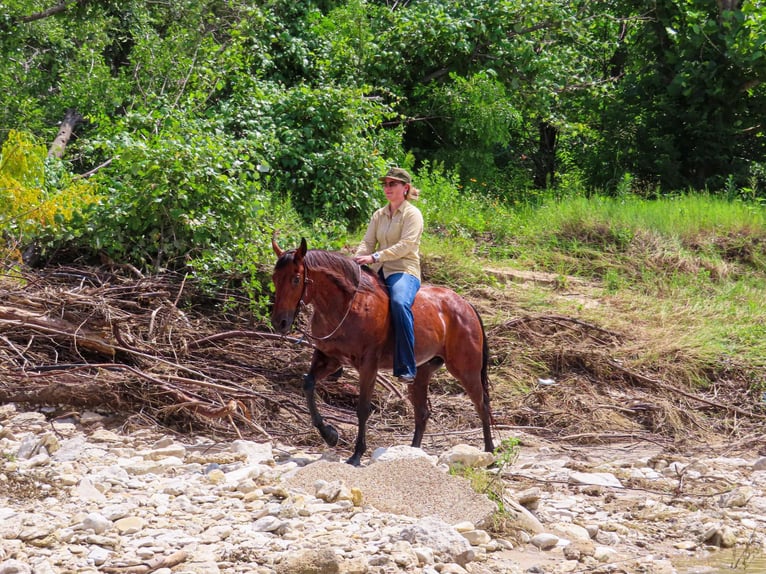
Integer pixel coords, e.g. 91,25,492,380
298,237,308,257
271,230,284,257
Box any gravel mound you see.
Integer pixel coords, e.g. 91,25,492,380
284,457,497,526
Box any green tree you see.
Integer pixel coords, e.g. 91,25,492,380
592,0,766,194
3,0,766,272
318,0,627,193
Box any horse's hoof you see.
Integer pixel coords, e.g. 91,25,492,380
321,425,339,447
345,455,362,466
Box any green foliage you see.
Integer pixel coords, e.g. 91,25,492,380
0,130,100,258
417,162,519,244
3,0,765,196
264,84,400,225
218,79,402,226
189,197,337,323
76,113,268,269
3,0,766,282
448,437,520,522
312,0,378,84
0,0,131,138
424,71,522,178
589,0,766,194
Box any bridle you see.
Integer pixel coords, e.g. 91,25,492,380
291,256,363,341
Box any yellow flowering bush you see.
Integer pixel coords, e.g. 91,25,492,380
0,130,100,261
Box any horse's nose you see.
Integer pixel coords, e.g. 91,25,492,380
271,311,293,334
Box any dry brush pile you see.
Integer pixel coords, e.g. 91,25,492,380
1,264,764,457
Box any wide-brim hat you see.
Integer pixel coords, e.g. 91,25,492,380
379,167,411,184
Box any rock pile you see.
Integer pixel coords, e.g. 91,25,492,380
2,402,766,574
0,404,514,574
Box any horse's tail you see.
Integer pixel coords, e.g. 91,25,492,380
472,304,495,425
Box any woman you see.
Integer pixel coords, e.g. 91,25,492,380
354,167,424,383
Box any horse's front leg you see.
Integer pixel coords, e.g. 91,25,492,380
346,362,378,466
303,351,342,447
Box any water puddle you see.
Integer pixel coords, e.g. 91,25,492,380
674,550,766,573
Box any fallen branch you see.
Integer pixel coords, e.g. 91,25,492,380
503,314,622,342
607,359,766,421
0,305,116,357
189,329,310,350
75,157,114,179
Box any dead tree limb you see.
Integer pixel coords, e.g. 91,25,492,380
189,330,310,350
75,157,114,179
48,109,83,158
0,305,116,357
606,359,766,420
20,0,88,23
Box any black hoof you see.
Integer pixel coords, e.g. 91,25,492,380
345,454,362,466
320,424,339,447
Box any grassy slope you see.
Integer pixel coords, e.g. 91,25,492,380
419,193,766,399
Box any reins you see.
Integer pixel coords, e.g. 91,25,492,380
296,257,363,342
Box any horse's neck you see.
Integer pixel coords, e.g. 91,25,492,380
307,269,354,312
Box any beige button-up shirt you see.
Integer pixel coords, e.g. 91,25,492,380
355,200,424,280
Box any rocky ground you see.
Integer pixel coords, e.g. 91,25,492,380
2,402,766,574
2,264,766,573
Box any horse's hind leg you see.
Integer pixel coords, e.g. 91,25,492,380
457,368,494,452
409,357,443,448
445,349,494,452
479,400,494,453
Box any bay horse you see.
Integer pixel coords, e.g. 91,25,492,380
271,237,494,466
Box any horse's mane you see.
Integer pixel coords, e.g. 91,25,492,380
304,249,380,294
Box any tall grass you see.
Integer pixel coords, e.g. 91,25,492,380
415,169,766,386
521,193,765,237
505,193,766,277
416,162,521,244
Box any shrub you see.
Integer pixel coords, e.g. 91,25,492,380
0,130,100,263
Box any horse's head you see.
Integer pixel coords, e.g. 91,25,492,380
271,236,308,334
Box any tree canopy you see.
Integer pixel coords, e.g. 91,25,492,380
1,0,765,271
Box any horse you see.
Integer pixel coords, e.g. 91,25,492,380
271,236,494,466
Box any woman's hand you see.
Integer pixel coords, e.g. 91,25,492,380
353,255,375,265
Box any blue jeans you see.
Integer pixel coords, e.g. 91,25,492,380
384,272,421,378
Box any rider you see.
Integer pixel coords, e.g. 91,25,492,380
353,167,424,384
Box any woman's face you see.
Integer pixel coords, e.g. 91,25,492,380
382,178,407,202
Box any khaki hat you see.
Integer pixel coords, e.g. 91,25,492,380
379,167,411,184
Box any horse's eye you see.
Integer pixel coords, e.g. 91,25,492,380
292,275,301,286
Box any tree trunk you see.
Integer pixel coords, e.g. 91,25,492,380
533,121,558,188
0,305,116,357
48,109,83,158
716,0,741,12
